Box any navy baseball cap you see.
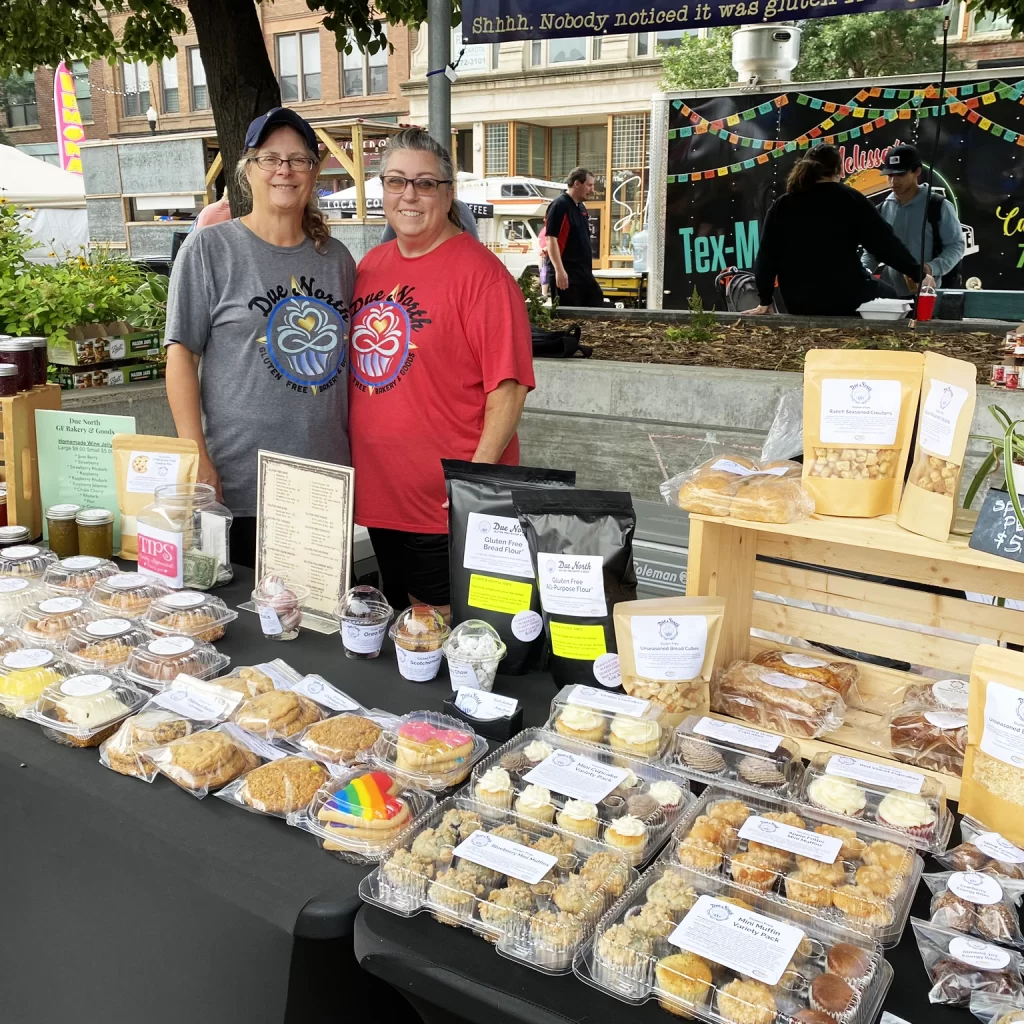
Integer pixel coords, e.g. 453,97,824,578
245,107,318,154
882,144,922,175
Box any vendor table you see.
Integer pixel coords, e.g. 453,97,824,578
0,565,557,1024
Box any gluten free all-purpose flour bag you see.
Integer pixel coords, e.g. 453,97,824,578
443,460,575,675
513,489,637,689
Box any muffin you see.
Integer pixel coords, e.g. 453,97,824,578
580,851,631,897
786,869,835,908
474,766,514,809
646,872,698,914
826,942,872,985
381,847,435,891
814,825,866,863
875,791,937,840
441,808,484,840
730,851,778,892
708,799,752,827
831,884,894,927
556,798,600,838
689,814,737,849
861,841,910,875
806,776,867,818
809,973,855,1018
626,902,677,939
763,810,806,830
554,705,606,743
428,867,484,926
604,814,649,865
411,825,458,863
552,875,593,915
796,858,846,884
515,784,556,825
794,1011,838,1024
717,979,776,1024
532,831,577,869
854,866,893,898
478,884,536,933
609,715,661,758
678,836,725,872
530,909,585,959
597,923,653,976
655,952,713,1018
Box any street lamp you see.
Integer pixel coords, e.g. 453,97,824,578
146,104,158,133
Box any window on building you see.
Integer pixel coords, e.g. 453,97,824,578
189,48,208,110
550,124,607,197
161,56,179,113
492,43,500,67
549,37,588,63
485,122,509,175
593,37,602,59
636,29,698,54
515,124,530,175
455,127,473,173
971,8,1012,33
71,60,92,121
531,125,546,178
341,28,388,97
368,39,388,94
3,70,37,127
275,31,321,102
531,41,542,65
302,32,322,98
121,60,150,117
343,31,363,96
611,114,649,257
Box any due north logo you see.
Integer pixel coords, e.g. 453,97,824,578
557,558,594,572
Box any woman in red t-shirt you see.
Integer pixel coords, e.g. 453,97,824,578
349,128,535,615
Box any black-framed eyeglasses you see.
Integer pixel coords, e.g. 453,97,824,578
252,155,316,172
381,175,453,195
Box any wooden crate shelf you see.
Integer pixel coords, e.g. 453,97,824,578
0,385,62,540
686,513,1024,802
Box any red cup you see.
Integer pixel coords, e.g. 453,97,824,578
916,291,936,321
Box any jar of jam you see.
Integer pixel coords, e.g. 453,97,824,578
46,504,82,558
0,526,30,548
0,339,33,392
76,508,114,559
0,364,19,398
26,337,47,387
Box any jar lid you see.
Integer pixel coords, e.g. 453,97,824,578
47,503,82,520
26,337,47,348
0,339,35,351
0,365,21,377
0,526,30,543
76,508,114,526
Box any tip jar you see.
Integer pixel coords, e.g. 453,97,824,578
335,585,392,659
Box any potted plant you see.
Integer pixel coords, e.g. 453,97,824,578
964,404,1024,525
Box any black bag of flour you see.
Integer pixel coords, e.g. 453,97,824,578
444,460,576,675
512,489,637,689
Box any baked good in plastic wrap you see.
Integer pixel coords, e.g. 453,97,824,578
576,859,893,1023
895,677,970,713
0,648,73,717
215,753,330,817
290,767,435,861
295,712,386,766
912,918,1024,1006
711,661,846,740
211,661,294,700
146,724,264,798
370,710,488,791
142,590,239,643
358,794,637,973
661,455,813,524
971,992,1024,1024
923,871,1024,947
752,650,859,703
89,572,171,617
0,544,58,580
232,687,324,740
123,635,230,689
940,819,1024,881
17,596,95,648
0,577,46,624
885,701,968,776
41,556,119,596
0,624,23,661
100,708,194,781
63,616,148,671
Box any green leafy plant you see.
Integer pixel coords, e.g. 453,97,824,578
518,269,551,328
964,404,1024,527
665,287,717,345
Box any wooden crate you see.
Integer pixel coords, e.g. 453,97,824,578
0,385,62,540
686,512,1024,800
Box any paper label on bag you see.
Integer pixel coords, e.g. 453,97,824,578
537,553,605,617
454,688,518,720
629,614,707,680
761,671,808,690
258,605,283,636
980,680,1024,767
4,649,54,669
511,610,543,642
152,683,241,721
292,674,360,711
925,711,968,730
693,717,782,753
949,936,1011,970
668,895,805,986
61,674,112,697
568,684,649,716
39,597,83,614
0,578,29,594
920,380,970,459
137,522,184,589
452,831,557,885
820,378,902,445
549,621,607,660
147,636,195,656
825,754,924,794
395,646,442,682
162,591,207,609
931,678,970,711
524,750,628,803
972,832,1024,864
61,556,102,570
447,661,481,689
467,574,533,615
781,653,827,669
738,816,842,863
711,459,758,476
463,513,535,579
948,871,1004,905
87,618,131,637
592,654,622,688
126,451,181,494
223,723,289,761
341,619,387,654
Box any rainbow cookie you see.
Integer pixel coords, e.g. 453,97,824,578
318,771,410,838
395,721,474,777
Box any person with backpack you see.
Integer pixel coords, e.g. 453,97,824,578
862,144,965,296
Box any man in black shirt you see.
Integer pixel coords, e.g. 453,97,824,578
545,167,605,308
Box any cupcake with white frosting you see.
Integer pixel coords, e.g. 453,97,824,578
556,798,600,838
474,766,514,809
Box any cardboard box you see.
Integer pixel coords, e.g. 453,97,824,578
54,360,165,390
47,322,162,366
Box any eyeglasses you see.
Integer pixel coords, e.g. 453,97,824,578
381,175,453,195
252,155,316,172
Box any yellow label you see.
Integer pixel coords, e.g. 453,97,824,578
468,574,533,615
549,622,607,660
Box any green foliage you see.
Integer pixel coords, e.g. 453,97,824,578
661,28,734,91
518,269,552,327
665,287,717,344
962,0,1023,37
966,406,1024,529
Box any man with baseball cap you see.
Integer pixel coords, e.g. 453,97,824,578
862,143,964,297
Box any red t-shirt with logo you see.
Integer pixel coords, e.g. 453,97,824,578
349,232,535,533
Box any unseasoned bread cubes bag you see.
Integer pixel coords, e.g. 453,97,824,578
897,353,977,541
802,350,923,517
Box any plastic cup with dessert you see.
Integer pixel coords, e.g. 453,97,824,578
389,605,451,682
335,585,393,660
442,619,507,692
251,575,309,641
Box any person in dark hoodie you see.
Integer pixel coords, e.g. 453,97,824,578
744,144,934,317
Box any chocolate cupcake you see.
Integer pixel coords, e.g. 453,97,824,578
678,737,726,775
794,1012,837,1024
737,755,789,791
809,974,855,1018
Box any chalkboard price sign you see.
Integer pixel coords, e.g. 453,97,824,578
968,488,1024,562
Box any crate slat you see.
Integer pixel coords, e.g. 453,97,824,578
2,386,61,539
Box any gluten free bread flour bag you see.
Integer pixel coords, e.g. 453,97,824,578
444,460,576,675
112,435,200,558
962,646,1024,846
897,352,977,541
513,489,637,689
803,350,923,517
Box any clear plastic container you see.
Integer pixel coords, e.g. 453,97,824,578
0,577,45,624
0,624,22,659
25,670,147,747
63,617,148,670
358,794,638,973
252,575,307,641
0,647,69,717
369,710,488,791
294,710,392,766
143,590,239,643
215,754,332,818
90,572,171,617
389,605,451,682
545,684,672,762
100,709,196,782
145,724,263,798
800,751,953,854
0,545,57,580
575,860,893,1023
231,687,325,740
668,786,923,947
671,715,804,799
17,595,96,648
940,818,1024,881
472,726,692,869
336,585,392,660
42,556,120,596
443,619,507,692
123,635,230,689
290,767,436,859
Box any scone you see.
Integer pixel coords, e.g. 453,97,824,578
163,730,260,791
234,688,323,739
299,713,382,764
240,756,328,814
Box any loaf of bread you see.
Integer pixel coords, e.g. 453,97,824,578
752,650,858,700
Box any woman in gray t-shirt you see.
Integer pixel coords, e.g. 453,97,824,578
164,107,354,566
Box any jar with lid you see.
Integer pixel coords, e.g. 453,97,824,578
0,339,34,392
76,508,114,559
46,504,82,558
0,364,20,398
0,526,30,549
26,337,47,387
136,483,233,590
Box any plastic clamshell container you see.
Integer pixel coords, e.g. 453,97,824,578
472,727,692,869
857,298,913,320
27,670,147,747
16,596,97,648
142,590,239,643
289,766,437,861
0,545,57,580
89,572,171,617
0,625,23,660
671,715,805,800
574,859,894,1023
799,751,953,855
369,710,489,791
358,794,639,974
544,684,673,762
0,648,73,717
0,577,47,624
668,786,924,947
123,635,231,690
41,556,120,596
63,617,148,671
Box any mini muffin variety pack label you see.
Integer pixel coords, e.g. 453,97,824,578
452,831,557,885
824,754,925,794
523,749,628,803
737,816,843,864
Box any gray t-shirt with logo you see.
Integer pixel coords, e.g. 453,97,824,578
165,219,354,515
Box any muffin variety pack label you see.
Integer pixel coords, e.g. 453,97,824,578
523,750,628,803
737,816,843,864
567,684,648,717
972,832,1024,863
693,717,781,753
628,614,707,680
920,380,970,459
948,936,1011,970
824,754,925,794
537,553,606,617
668,895,805,986
819,378,902,445
980,680,1024,766
463,513,535,578
452,831,557,885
